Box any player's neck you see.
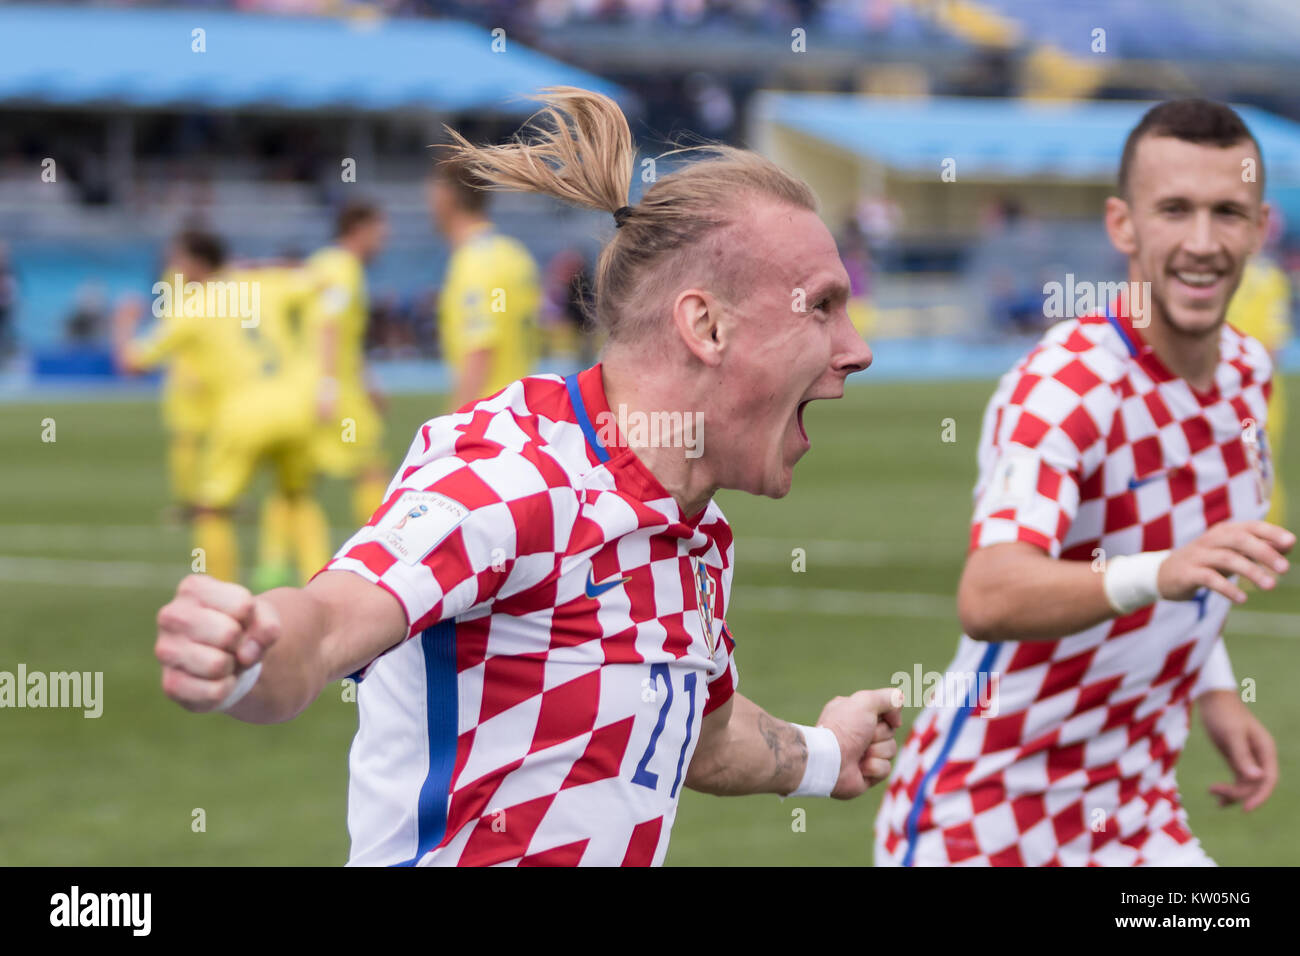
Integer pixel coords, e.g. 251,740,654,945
1139,303,1221,393
600,359,716,519
447,215,491,249
337,237,366,262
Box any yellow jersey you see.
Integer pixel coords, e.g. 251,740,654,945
145,270,213,434
127,268,272,403
235,263,318,394
1228,257,1291,353
1227,256,1291,524
439,226,541,396
304,245,368,389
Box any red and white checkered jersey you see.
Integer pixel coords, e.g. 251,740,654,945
875,308,1274,866
324,365,739,866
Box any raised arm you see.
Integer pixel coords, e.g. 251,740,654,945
155,570,407,724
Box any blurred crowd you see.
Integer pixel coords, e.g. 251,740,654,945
23,244,597,364
65,0,904,33
359,246,594,362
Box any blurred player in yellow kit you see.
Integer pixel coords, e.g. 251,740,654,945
1228,245,1292,524
427,148,542,411
114,231,329,583
110,231,220,516
237,255,333,591
305,202,390,526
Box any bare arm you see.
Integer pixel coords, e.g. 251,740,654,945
109,295,146,373
685,689,902,799
684,695,807,796
959,522,1294,643
1200,689,1278,812
957,543,1112,643
156,571,407,724
315,320,340,421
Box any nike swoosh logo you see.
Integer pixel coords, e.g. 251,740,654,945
585,570,631,599
1128,472,1168,491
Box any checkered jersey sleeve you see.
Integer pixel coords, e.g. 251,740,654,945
324,416,580,645
704,534,739,717
970,344,1120,557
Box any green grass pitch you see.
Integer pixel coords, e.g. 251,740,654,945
2,377,1297,865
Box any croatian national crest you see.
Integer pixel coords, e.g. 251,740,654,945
692,556,717,657
1242,417,1274,509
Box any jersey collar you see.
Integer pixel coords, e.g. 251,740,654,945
565,364,710,526
1103,296,1223,403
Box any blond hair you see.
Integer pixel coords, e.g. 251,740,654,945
439,86,817,342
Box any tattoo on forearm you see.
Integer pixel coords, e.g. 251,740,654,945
758,711,808,789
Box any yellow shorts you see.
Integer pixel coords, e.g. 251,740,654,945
195,383,315,510
166,432,205,506
1266,374,1286,526
161,372,214,435
311,385,385,478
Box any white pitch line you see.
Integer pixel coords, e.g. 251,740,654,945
0,524,189,552
732,585,1300,640
737,537,958,566
2,525,1297,595
2,552,1292,640
734,585,952,619
0,555,180,588
0,526,950,563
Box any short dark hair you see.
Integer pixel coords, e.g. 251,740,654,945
1118,98,1264,197
335,200,382,238
433,147,490,213
174,228,226,271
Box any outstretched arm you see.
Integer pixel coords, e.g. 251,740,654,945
155,571,407,724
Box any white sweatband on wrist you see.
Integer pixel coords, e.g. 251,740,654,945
1102,550,1170,615
787,724,841,798
216,662,262,713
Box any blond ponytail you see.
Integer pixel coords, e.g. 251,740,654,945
439,86,817,343
440,86,634,216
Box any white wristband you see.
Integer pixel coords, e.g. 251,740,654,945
215,662,262,713
1102,550,1170,615
788,724,841,798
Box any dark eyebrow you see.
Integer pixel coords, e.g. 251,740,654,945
804,276,850,302
1216,199,1252,215
1153,194,1253,215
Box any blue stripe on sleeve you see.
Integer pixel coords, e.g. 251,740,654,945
392,620,458,866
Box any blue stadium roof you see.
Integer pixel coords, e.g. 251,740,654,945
980,0,1300,63
0,5,626,113
754,93,1300,184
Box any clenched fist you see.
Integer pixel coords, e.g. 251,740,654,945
1158,520,1294,604
155,575,281,713
817,687,905,799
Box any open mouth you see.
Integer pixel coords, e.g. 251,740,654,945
796,400,811,444
1170,268,1226,300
